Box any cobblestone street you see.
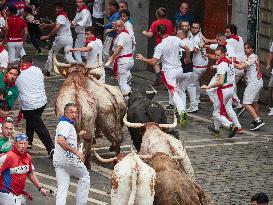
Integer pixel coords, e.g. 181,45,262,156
14,52,273,205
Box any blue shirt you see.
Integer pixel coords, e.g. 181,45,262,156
174,12,195,27
104,11,120,38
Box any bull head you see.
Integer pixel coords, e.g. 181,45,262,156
123,113,177,129
52,52,71,77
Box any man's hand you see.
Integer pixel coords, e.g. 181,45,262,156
75,151,85,162
96,22,104,28
184,56,191,64
67,48,75,53
79,130,87,138
136,54,144,61
142,31,149,36
39,23,46,29
40,35,49,40
39,187,48,197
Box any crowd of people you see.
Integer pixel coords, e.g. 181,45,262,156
0,0,270,204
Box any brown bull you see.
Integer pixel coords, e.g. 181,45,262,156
53,54,126,167
149,153,211,205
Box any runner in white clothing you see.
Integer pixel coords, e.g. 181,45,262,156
40,1,76,77
201,46,240,138
233,41,265,131
71,0,92,63
106,20,134,94
53,103,90,205
0,32,8,72
69,26,105,83
190,21,208,104
136,24,191,128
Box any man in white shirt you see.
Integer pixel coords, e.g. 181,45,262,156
201,46,240,138
106,20,133,94
40,1,76,77
233,41,265,131
0,31,8,72
71,0,92,63
15,56,55,157
69,26,105,83
53,103,90,205
190,21,208,104
136,24,191,128
92,0,104,39
266,41,273,116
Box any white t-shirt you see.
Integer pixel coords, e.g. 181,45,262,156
191,32,208,67
86,38,103,66
0,49,8,69
92,0,104,18
15,66,47,110
269,42,273,74
153,36,186,71
53,120,78,162
124,21,136,45
226,36,245,62
56,15,72,36
73,9,92,34
113,31,134,64
209,61,235,89
243,53,263,83
210,43,236,58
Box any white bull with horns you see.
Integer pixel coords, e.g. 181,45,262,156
123,114,195,181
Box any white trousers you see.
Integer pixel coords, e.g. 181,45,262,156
117,61,134,94
45,35,76,72
162,68,186,113
54,159,90,205
193,67,207,102
7,42,23,63
207,86,241,130
0,192,26,205
181,72,198,109
102,36,113,63
74,33,87,63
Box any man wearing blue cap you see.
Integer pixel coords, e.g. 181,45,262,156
0,133,49,204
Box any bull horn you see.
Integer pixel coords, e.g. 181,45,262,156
52,53,72,68
123,113,144,128
52,53,61,75
92,148,117,163
158,114,177,129
146,84,157,95
88,66,104,78
138,155,153,159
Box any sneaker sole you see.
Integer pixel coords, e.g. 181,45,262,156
249,122,265,131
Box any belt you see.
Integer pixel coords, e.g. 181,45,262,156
193,65,207,68
113,53,133,78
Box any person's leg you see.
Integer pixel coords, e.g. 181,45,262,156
103,36,113,63
7,42,16,63
185,73,198,112
117,63,132,94
74,33,85,63
22,105,54,154
55,166,70,205
153,63,162,86
63,36,76,64
194,67,207,103
25,116,35,146
0,192,16,205
65,161,90,205
45,38,62,72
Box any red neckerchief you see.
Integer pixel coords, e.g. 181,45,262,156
217,56,232,65
77,4,89,12
0,46,5,53
4,73,15,88
0,117,4,123
229,34,240,41
11,145,27,159
57,10,68,18
118,29,129,35
85,36,96,44
20,63,32,71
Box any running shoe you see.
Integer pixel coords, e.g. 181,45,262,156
179,111,187,128
250,120,265,131
208,124,220,137
228,123,238,138
268,108,273,116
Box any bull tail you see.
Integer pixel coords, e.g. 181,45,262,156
128,163,138,205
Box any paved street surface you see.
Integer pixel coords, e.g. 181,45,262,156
13,48,273,205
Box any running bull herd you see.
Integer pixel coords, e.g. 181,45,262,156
53,54,211,205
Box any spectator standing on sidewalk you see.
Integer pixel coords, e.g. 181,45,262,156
174,1,195,27
0,134,49,205
266,40,273,116
15,55,55,157
0,66,20,108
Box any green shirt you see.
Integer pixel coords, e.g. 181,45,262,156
0,136,12,154
0,72,19,107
